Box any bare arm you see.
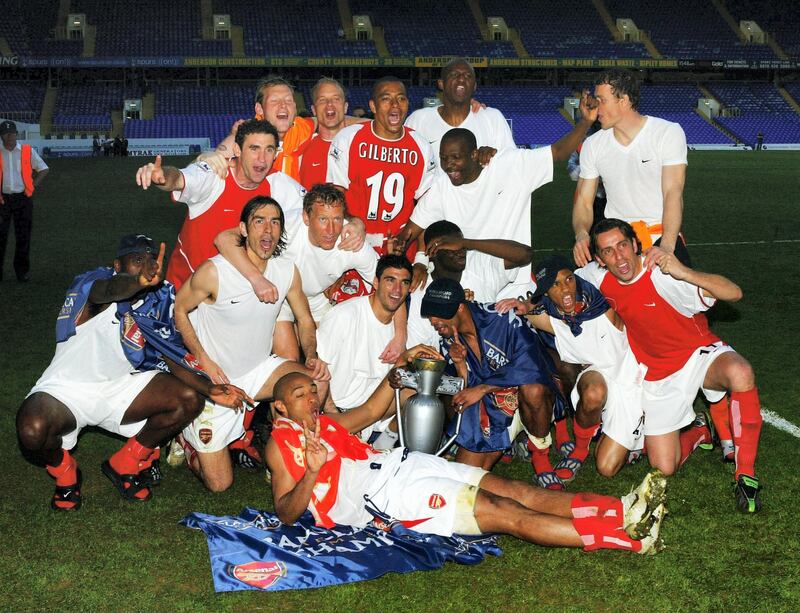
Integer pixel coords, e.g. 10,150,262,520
330,345,442,434
214,228,279,303
572,176,600,266
427,236,532,270
285,267,329,381
658,163,686,254
160,356,253,410
32,168,49,186
653,251,742,302
87,243,166,306
550,91,598,162
174,261,230,383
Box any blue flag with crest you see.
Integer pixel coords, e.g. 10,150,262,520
180,508,501,592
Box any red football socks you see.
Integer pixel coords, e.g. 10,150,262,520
730,388,762,479
528,440,554,474
570,493,641,552
709,397,732,441
46,449,78,486
678,420,712,467
572,421,600,462
109,437,155,476
554,417,571,450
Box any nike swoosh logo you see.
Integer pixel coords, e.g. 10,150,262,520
641,159,651,163
231,300,241,304
311,162,321,167
644,302,656,307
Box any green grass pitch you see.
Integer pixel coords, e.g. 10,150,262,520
0,152,798,611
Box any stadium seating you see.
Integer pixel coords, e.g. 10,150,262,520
705,82,800,144
725,0,800,59
604,0,777,60
216,0,377,57
349,0,515,57
51,84,141,131
481,0,649,59
71,0,231,57
0,83,47,119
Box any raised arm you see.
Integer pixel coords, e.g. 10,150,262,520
135,155,184,191
550,91,598,162
428,236,532,270
652,251,742,302
267,419,328,525
88,243,166,307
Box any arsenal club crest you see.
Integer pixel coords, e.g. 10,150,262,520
428,494,446,509
199,428,213,444
228,560,287,590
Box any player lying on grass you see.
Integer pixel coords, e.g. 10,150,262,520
17,234,250,510
266,345,669,554
584,218,763,513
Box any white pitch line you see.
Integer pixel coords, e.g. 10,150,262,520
762,409,800,440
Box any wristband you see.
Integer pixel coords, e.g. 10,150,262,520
413,251,429,267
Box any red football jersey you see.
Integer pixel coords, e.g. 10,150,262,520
297,133,332,191
166,166,305,290
599,268,720,380
327,122,436,255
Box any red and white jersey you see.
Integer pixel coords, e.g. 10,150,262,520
166,161,305,290
327,122,436,255
297,133,332,191
577,261,719,381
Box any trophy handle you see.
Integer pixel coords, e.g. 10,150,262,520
433,412,462,457
395,388,406,449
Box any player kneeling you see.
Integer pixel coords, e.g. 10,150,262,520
17,234,250,510
266,345,668,554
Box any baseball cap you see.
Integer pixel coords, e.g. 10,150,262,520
0,120,17,135
530,254,574,301
116,234,158,258
420,278,465,319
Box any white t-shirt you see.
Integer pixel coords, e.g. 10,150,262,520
405,106,516,160
407,289,441,349
459,250,518,302
35,304,134,386
284,220,378,321
189,254,295,380
578,116,687,225
411,146,553,286
316,295,395,409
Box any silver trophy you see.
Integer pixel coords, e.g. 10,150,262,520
393,357,464,456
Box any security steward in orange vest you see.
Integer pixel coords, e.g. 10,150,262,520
0,120,49,282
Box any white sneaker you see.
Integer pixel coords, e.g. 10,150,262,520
622,469,667,539
635,503,667,556
166,436,186,467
